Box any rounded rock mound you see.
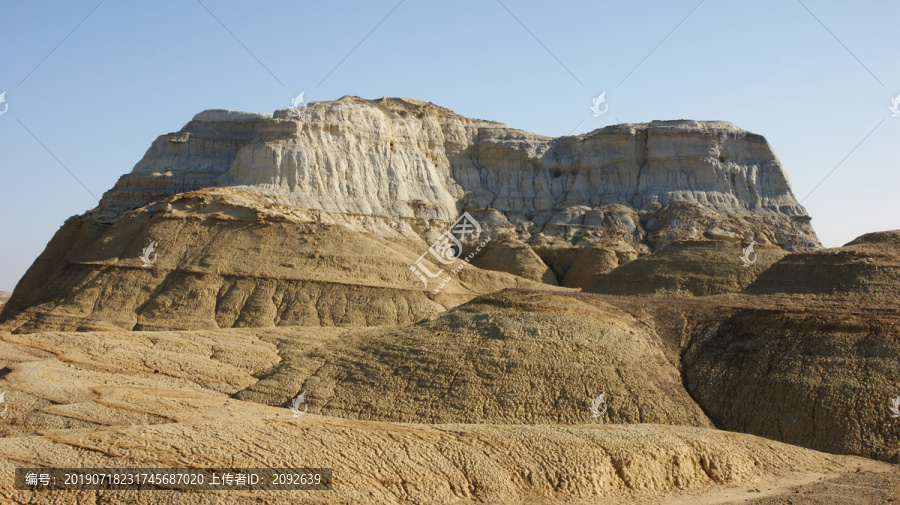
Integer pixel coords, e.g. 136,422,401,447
585,240,786,297
238,290,713,426
743,230,900,308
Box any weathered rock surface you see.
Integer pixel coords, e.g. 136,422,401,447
744,230,900,307
469,238,559,285
683,306,900,463
0,292,9,311
1,97,821,331
94,98,819,258
0,190,549,333
1,227,899,501
586,240,787,297
0,290,708,430
2,416,878,504
676,231,900,463
238,290,712,426
0,323,892,504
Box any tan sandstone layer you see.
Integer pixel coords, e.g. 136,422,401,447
0,322,893,504
3,225,899,464
0,190,553,334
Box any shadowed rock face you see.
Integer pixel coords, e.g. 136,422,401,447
585,240,787,297
673,231,900,463
683,308,900,463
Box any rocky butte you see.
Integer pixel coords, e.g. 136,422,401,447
2,96,818,332
0,97,898,504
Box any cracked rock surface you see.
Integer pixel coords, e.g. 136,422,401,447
0,99,897,503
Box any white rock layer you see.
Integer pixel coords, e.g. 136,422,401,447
94,96,818,251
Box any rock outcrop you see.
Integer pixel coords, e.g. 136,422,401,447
677,231,900,463
238,290,712,426
93,98,819,280
744,230,900,308
5,97,897,504
0,97,819,332
586,240,787,297
94,99,819,257
683,305,900,463
0,190,549,333
0,317,890,504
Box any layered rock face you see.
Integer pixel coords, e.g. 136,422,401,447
0,97,820,332
0,190,548,333
678,231,900,463
98,96,817,266
744,230,900,306
683,306,900,463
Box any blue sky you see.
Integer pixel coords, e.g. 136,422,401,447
0,0,897,291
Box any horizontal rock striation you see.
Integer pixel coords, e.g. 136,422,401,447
94,97,819,282
98,99,816,239
2,96,820,332
0,191,548,333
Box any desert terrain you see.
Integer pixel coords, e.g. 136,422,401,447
0,97,896,503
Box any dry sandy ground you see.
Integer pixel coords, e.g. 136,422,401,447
0,320,897,504
656,460,898,505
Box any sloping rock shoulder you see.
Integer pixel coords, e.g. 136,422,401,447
0,190,549,333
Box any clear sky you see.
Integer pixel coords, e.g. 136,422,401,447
1,0,897,291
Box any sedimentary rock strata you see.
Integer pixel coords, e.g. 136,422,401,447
1,98,897,503
0,97,820,332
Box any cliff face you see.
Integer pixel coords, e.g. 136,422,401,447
97,97,818,251
1,97,820,332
